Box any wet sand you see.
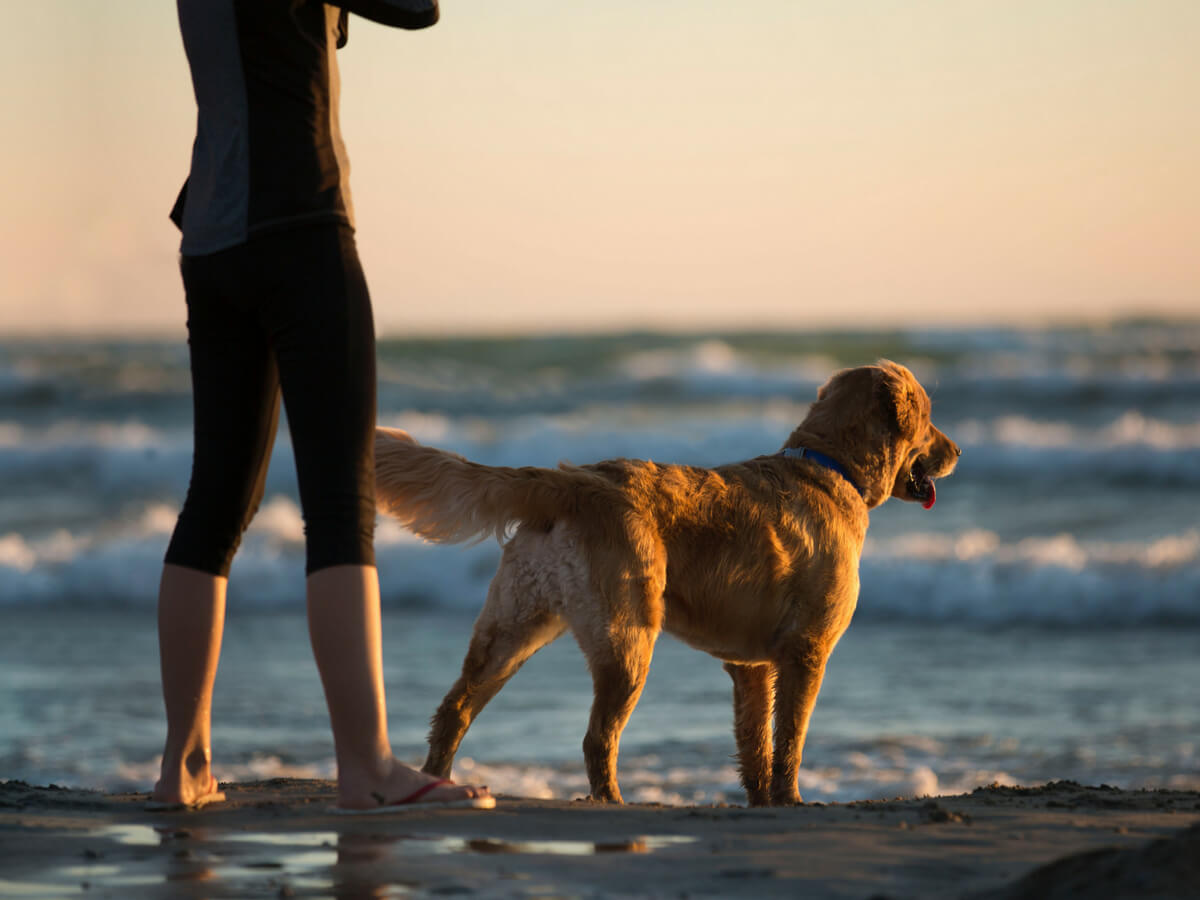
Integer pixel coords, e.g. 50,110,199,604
1,779,1197,898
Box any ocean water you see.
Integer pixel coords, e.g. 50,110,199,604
1,321,1198,804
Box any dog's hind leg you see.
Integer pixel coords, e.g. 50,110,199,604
572,617,659,804
723,662,776,807
423,578,567,780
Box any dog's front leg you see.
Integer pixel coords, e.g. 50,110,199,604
770,647,830,805
723,662,775,807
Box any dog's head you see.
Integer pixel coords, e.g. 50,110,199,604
790,360,959,509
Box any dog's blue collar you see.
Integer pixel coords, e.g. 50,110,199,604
779,447,866,500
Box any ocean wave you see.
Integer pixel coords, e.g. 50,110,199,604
866,529,1200,570
3,405,1192,493
18,745,1012,805
29,739,1197,804
8,327,1200,423
4,503,1199,626
956,411,1200,451
614,340,838,391
0,419,172,449
860,530,1200,624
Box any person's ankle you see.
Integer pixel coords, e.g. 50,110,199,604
335,751,394,799
185,746,213,775
159,743,213,785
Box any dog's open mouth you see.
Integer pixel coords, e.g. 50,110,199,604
907,461,937,510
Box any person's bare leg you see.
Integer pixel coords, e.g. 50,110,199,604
306,564,492,809
153,563,227,805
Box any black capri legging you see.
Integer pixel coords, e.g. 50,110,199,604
165,223,376,577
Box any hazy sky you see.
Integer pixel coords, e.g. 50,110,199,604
3,1,1197,336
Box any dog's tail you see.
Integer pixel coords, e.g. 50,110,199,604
374,428,611,544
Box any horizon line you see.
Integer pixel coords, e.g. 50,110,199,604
0,311,1196,343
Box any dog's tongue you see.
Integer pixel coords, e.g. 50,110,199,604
921,477,936,510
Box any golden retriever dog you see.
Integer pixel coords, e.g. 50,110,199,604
375,360,959,806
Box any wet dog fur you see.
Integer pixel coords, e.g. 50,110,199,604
374,360,960,806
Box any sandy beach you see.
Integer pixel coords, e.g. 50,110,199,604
1,779,1197,899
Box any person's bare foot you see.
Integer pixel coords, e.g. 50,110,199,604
150,750,226,809
336,757,493,810
149,772,225,809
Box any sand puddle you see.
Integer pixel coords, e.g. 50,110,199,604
0,825,696,897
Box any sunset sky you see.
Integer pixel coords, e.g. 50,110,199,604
3,1,1197,336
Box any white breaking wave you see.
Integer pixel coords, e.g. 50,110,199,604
3,409,1194,522
0,419,169,449
3,506,1199,625
860,529,1200,624
616,341,839,385
0,495,498,609
67,749,1020,806
955,411,1200,451
69,739,1200,805
865,529,1200,571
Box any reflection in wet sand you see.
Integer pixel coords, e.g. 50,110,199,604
1,823,695,898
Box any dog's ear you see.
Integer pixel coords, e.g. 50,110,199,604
874,362,923,437
817,366,874,403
